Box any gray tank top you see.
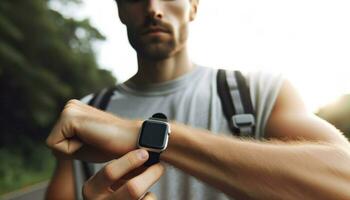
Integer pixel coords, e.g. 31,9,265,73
74,66,284,200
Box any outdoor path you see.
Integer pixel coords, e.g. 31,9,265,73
0,181,48,200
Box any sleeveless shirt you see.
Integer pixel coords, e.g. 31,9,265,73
74,66,284,200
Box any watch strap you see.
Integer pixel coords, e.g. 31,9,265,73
144,151,161,166
150,113,168,122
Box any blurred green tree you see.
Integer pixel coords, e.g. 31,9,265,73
317,94,350,139
0,0,116,144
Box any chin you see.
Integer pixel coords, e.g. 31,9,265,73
141,50,172,60
129,32,180,60
138,43,176,60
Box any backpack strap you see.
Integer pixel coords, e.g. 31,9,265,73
81,86,117,180
217,69,255,137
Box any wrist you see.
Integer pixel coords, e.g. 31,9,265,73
123,119,143,152
104,117,143,157
160,122,181,163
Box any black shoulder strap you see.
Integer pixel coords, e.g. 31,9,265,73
100,87,117,110
81,86,117,180
217,69,255,137
217,69,237,134
235,71,254,115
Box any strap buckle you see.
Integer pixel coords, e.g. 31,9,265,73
231,114,255,129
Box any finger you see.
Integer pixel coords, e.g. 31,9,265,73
111,163,165,200
110,166,148,190
142,192,157,200
46,124,83,156
87,149,149,192
53,136,83,155
46,100,84,154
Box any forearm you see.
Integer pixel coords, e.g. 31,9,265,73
45,158,75,200
161,123,350,200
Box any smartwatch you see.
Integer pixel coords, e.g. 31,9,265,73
137,113,171,166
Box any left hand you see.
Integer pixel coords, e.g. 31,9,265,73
46,99,141,162
83,149,164,200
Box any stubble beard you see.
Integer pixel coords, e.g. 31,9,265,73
127,25,188,61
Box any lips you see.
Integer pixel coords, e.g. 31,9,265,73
142,27,170,35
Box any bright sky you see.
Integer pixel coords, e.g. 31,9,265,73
51,0,350,112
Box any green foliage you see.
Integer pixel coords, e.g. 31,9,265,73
0,0,116,194
0,0,116,144
317,94,350,139
0,137,55,195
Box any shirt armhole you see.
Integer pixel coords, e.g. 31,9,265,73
245,70,285,139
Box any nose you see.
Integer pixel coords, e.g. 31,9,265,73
146,0,163,19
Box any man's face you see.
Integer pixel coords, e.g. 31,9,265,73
117,0,198,60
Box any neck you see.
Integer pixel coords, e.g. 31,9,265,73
129,46,195,85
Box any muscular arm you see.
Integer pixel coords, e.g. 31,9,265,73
46,81,350,199
265,80,348,145
160,80,350,199
162,123,350,200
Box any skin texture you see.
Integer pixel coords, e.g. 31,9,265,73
46,94,350,200
45,0,350,199
121,0,198,85
120,0,188,60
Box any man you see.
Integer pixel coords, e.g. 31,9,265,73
46,0,350,199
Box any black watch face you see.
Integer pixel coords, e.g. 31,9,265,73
139,120,168,150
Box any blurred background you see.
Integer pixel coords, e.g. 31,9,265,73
0,0,349,199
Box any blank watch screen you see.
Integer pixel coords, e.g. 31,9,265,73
139,121,168,149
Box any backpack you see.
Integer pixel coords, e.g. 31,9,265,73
81,69,256,180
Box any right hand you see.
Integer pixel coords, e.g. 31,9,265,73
82,149,164,200
46,99,141,162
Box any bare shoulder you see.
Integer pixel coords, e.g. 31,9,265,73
265,80,349,145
